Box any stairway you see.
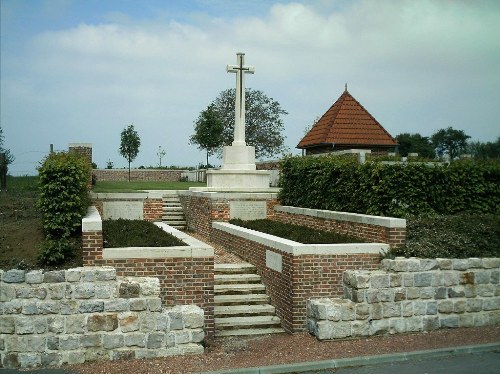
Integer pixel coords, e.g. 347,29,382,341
214,263,285,336
162,193,186,230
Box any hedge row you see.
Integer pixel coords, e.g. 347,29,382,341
37,152,91,264
278,156,500,217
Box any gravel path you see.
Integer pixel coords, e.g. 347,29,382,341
69,326,500,373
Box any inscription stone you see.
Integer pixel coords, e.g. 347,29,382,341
229,201,266,220
103,201,143,220
266,250,282,273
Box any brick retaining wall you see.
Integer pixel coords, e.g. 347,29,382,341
81,207,215,336
0,267,205,369
273,206,406,248
211,222,381,332
179,191,279,239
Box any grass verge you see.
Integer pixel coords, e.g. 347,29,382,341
103,219,186,247
229,219,365,244
92,180,206,192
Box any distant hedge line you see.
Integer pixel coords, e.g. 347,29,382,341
278,156,500,218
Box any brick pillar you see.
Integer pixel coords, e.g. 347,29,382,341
69,143,92,165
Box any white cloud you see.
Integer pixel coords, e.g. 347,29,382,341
2,0,499,174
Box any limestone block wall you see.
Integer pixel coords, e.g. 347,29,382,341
308,258,500,340
0,267,205,369
211,222,382,332
273,206,407,248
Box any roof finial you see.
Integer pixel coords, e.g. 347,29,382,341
345,83,348,92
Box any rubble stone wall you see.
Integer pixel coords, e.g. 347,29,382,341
0,267,205,369
308,258,500,340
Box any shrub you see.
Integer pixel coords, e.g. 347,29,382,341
229,219,365,244
38,237,73,265
392,214,500,258
103,219,186,247
37,152,91,265
279,156,500,218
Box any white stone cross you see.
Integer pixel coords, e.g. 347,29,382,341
227,52,255,146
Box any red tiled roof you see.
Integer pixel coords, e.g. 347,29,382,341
297,89,397,149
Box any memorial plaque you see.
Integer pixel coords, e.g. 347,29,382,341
266,250,282,273
229,201,267,220
103,201,143,220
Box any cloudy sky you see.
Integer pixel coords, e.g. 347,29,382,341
1,0,499,175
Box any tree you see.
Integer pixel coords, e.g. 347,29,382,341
395,133,435,158
0,125,15,166
467,136,500,159
431,126,470,160
119,124,141,181
190,104,224,167
210,88,288,159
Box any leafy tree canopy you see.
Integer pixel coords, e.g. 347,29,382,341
431,126,470,160
190,104,224,167
119,124,141,181
395,133,435,158
467,136,500,159
210,88,288,159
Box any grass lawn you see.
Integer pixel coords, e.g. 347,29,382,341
92,180,206,192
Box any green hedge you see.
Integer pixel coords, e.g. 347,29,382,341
279,156,500,217
37,152,91,264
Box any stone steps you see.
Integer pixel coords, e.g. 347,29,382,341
162,193,186,230
214,304,276,317
214,262,285,337
214,273,262,285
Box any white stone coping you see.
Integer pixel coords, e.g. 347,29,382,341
212,222,388,256
82,206,102,232
179,190,279,199
81,208,214,259
90,192,149,200
275,205,406,228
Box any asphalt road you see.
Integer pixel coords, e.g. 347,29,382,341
302,351,500,374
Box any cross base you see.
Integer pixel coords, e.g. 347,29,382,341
222,144,256,171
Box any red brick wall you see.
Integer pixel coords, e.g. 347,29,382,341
93,169,182,182
94,257,215,335
211,227,379,332
82,220,215,336
272,211,406,248
143,198,163,221
179,194,279,239
82,230,103,266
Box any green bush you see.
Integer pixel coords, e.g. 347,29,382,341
392,214,500,258
103,219,186,247
279,156,500,218
229,219,365,244
37,152,91,238
37,152,91,265
38,237,73,265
